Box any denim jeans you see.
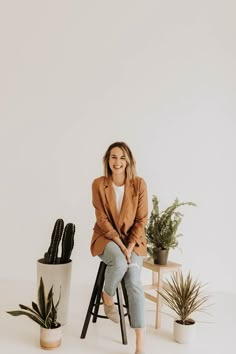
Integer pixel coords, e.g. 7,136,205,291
99,241,145,328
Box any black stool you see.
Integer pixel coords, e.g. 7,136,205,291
80,261,130,344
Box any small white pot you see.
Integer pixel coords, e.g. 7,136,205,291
37,259,72,325
40,326,62,349
173,319,196,344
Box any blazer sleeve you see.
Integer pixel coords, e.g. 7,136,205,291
128,178,148,246
92,179,119,240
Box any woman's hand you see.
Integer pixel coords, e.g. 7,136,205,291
122,247,132,264
113,237,135,264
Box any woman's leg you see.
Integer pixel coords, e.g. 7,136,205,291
123,253,145,353
135,328,145,353
99,241,127,299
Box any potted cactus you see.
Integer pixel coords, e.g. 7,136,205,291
37,218,76,325
7,277,62,349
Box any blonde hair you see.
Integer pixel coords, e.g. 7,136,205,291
103,141,136,180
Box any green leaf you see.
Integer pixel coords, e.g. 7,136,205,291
32,302,41,315
19,304,39,316
7,310,46,328
38,277,46,319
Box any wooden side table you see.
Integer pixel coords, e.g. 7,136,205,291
142,257,182,329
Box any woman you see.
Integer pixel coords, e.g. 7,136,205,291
90,141,148,354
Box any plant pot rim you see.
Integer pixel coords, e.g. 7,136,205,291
40,323,62,329
37,258,72,264
175,318,195,325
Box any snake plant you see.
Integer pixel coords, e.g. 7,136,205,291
6,277,61,329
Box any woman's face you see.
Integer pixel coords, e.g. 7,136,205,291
109,147,127,177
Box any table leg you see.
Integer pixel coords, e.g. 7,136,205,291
155,269,163,329
152,270,158,286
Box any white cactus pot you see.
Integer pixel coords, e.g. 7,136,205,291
173,319,196,343
37,259,72,325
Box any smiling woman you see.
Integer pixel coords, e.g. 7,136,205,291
109,147,127,185
89,141,148,354
103,142,137,181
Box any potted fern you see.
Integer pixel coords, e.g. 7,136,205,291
37,218,76,325
145,195,196,264
157,271,210,343
7,277,62,349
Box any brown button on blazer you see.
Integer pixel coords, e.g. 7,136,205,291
90,175,148,257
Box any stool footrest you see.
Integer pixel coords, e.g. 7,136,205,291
92,302,129,319
91,312,108,319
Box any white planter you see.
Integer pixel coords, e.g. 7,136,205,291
37,259,72,325
40,325,62,349
173,319,196,343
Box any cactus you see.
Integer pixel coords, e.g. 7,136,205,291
43,218,75,264
60,223,75,264
44,219,64,264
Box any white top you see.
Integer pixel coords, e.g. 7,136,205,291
112,182,124,215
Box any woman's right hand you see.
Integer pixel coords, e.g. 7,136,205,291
113,236,131,264
121,247,131,264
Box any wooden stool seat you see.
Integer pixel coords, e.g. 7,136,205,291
80,261,129,344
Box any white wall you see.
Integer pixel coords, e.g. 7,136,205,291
0,1,235,293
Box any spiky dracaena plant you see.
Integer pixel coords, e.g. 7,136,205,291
146,195,196,257
6,277,61,329
157,271,210,325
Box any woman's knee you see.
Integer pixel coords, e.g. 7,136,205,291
103,242,127,268
111,252,127,269
124,267,143,290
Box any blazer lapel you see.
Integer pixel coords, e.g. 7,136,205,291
119,179,134,224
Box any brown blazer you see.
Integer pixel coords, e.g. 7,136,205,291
90,175,148,257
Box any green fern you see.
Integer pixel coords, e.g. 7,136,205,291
146,195,196,254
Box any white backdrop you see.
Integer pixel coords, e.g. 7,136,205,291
0,1,235,293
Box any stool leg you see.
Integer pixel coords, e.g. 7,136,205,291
121,280,131,326
116,283,128,345
92,263,106,323
80,262,104,339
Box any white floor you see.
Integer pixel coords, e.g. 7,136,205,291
0,278,235,354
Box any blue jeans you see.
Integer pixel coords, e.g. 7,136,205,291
99,241,145,328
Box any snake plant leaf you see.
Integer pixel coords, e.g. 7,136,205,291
6,310,46,327
45,299,53,328
19,304,39,316
38,277,46,319
31,301,41,315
